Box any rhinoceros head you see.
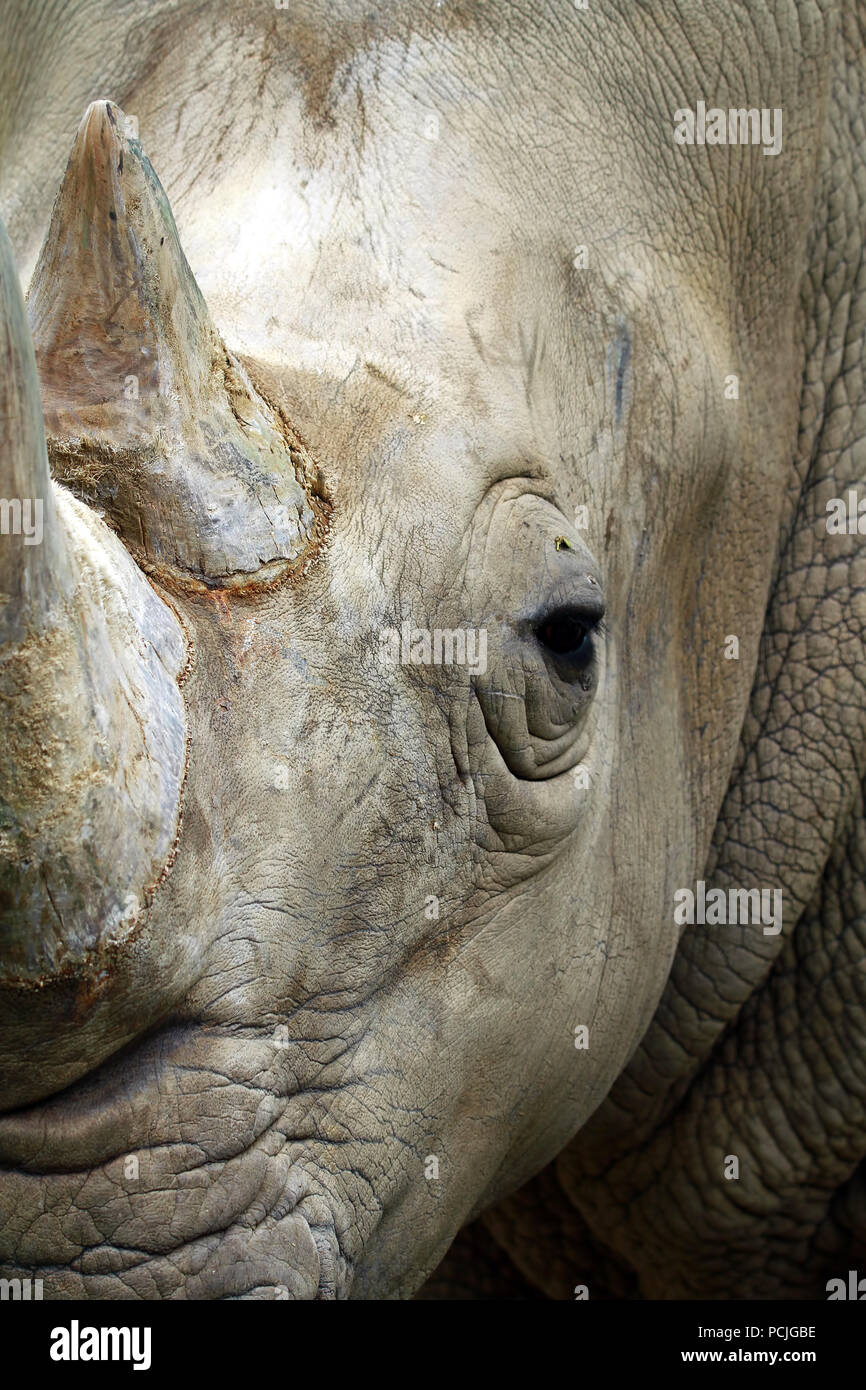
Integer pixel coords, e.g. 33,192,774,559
0,15,807,1296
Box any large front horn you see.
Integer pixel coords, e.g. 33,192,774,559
27,101,317,587
0,215,188,984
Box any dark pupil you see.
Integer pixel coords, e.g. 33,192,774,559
537,614,588,656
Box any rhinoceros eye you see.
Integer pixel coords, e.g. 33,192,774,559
534,605,603,677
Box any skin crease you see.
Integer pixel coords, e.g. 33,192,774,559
0,0,862,1299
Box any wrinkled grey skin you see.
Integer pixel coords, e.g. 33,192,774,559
0,0,864,1299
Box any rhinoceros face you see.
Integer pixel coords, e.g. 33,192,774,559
0,4,812,1299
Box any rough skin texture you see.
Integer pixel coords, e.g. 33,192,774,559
431,2,866,1301
0,0,863,1299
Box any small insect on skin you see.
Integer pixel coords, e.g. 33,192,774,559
554,536,573,551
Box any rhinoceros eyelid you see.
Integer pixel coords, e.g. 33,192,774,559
530,591,606,631
534,607,605,642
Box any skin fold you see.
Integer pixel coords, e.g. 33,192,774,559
0,0,863,1299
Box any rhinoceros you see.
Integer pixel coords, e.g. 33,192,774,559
0,0,864,1302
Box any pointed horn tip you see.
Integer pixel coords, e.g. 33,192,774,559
76,100,137,156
